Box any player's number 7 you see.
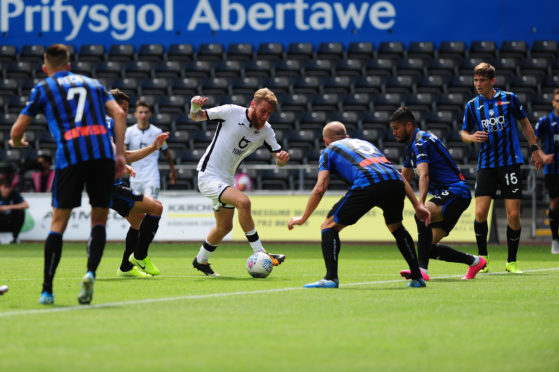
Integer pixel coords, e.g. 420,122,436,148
67,87,87,123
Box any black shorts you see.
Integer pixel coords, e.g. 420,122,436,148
429,191,471,234
53,159,115,209
110,184,144,217
475,164,522,199
545,174,559,199
327,180,405,226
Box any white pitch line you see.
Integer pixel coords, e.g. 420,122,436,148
1,267,558,319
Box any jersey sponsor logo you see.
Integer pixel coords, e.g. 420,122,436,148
238,136,251,149
64,124,108,140
497,101,510,105
359,156,389,167
481,116,505,132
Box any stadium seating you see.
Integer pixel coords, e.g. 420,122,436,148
2,40,557,192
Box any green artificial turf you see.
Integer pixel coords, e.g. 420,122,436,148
1,242,558,371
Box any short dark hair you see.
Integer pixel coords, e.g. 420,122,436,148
473,62,495,79
135,100,151,112
554,88,559,96
389,106,416,125
0,178,12,188
109,89,130,105
38,154,52,164
45,44,70,68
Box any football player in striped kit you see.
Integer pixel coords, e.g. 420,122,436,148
391,107,486,281
460,62,544,273
288,121,431,288
10,44,126,305
534,88,559,254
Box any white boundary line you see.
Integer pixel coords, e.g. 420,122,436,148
1,267,558,318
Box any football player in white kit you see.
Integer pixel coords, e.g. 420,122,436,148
125,100,177,199
190,88,290,275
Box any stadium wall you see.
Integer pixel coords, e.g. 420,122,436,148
1,0,557,48
17,192,491,242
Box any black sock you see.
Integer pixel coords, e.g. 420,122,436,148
321,228,340,281
549,208,559,240
506,225,521,262
430,243,475,265
203,241,217,252
392,225,421,280
134,214,160,260
474,220,488,256
87,225,106,274
42,232,63,294
415,215,433,269
120,227,138,271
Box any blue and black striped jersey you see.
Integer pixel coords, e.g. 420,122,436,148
535,111,559,175
462,89,527,170
319,138,402,189
21,71,114,170
404,129,470,199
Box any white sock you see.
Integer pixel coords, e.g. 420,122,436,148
196,246,212,264
245,228,265,253
470,256,480,266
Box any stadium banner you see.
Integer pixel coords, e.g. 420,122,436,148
0,0,556,49
18,192,229,242
16,192,491,242
231,194,491,243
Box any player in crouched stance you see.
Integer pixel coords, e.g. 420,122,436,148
189,88,290,275
390,107,486,281
288,121,430,288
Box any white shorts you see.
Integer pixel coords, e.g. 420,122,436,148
130,180,160,199
197,172,234,211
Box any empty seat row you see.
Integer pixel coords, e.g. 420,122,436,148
2,41,557,65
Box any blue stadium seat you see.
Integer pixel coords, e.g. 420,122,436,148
354,75,382,94
499,40,527,61
138,44,164,62
108,44,135,61
438,41,466,61
20,45,45,64
197,43,224,61
407,41,435,60
141,78,169,96
274,59,303,77
214,60,243,78
335,59,364,77
287,42,314,60
154,61,182,78
167,44,194,61
243,60,273,78
257,43,284,61
226,43,253,61
171,78,200,96
347,42,374,60
317,42,344,61
322,76,353,94
78,44,105,62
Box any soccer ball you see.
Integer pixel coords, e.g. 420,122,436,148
246,252,273,278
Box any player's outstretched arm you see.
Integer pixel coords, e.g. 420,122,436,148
125,132,170,163
190,96,209,122
9,114,32,148
288,170,329,230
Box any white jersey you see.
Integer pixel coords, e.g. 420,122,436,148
198,105,282,182
125,123,168,184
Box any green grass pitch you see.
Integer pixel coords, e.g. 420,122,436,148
1,242,558,371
